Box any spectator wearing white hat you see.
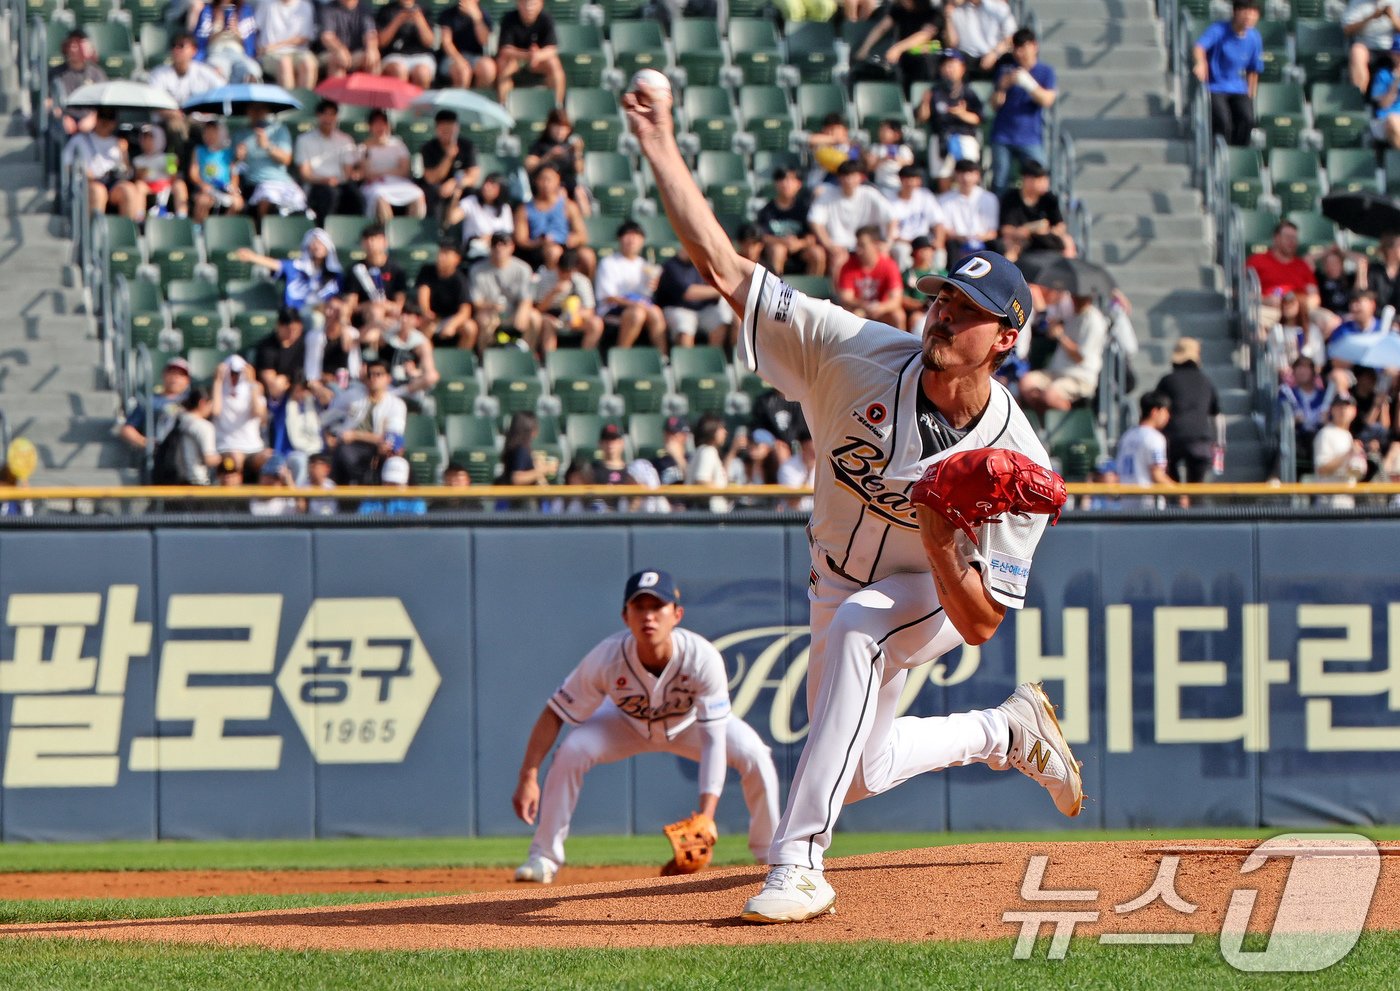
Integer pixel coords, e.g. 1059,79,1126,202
211,355,270,475
357,455,428,515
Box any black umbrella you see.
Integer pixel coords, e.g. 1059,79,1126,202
1321,191,1400,239
1036,257,1116,297
1015,250,1067,285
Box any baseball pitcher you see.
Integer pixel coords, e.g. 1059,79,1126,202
622,77,1083,924
512,569,780,884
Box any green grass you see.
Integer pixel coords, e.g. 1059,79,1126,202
0,892,441,924
0,934,1396,990
2,827,1395,873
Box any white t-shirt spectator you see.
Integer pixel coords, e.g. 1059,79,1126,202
295,128,358,181
63,131,124,180
1314,422,1365,507
1345,0,1395,51
1048,303,1109,390
686,443,731,513
950,0,1017,58
256,0,316,52
147,60,226,105
594,254,651,315
469,256,535,311
808,185,893,250
887,186,946,243
938,186,1000,241
214,376,265,454
178,413,217,485
1115,423,1167,508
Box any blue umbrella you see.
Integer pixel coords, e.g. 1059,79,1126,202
181,83,301,116
1343,331,1400,368
1328,330,1390,365
409,89,514,129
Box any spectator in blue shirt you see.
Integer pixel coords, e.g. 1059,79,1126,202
989,28,1057,194
1193,0,1264,147
1370,37,1400,148
194,0,262,82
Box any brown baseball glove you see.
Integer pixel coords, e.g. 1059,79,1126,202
660,812,718,876
911,448,1067,542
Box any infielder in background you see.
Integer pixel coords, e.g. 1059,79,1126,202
622,77,1083,924
512,570,780,884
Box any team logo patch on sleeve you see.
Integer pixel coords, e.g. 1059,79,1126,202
987,552,1033,593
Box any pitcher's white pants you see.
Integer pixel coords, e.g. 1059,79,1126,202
768,559,1011,871
529,701,781,867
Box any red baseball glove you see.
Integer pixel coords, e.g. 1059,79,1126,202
910,448,1067,542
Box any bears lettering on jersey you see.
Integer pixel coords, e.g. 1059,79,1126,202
829,436,918,528
614,685,699,722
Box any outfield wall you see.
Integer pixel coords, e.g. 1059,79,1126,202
0,518,1396,841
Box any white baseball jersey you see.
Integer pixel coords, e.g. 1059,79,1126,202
547,627,732,742
736,267,1051,609
1115,424,1167,487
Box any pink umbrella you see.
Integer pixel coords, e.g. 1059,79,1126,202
315,74,424,110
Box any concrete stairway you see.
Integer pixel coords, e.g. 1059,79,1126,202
1037,0,1267,480
0,118,134,486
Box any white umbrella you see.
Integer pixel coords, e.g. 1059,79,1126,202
409,89,514,129
1328,330,1390,365
1339,331,1400,368
64,80,179,112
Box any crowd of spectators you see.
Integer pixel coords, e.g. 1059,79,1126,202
52,0,1168,507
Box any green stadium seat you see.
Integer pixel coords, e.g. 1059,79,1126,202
1311,82,1367,114
628,413,669,460
584,152,638,217
565,88,623,154
1255,20,1290,84
507,88,558,143
853,81,908,131
166,276,221,312
232,309,277,349
607,347,667,414
444,413,497,452
545,348,606,415
1313,110,1370,149
387,216,437,250
484,347,543,415
1287,210,1338,253
138,23,170,68
565,412,623,462
1224,146,1264,210
1289,0,1325,18
785,274,835,301
800,83,851,131
124,277,165,349
1325,149,1380,195
727,17,781,85
638,213,681,262
403,412,442,484
592,0,645,23
173,309,223,351
586,215,624,258
671,345,730,414
202,216,256,288
322,214,368,266
434,348,478,380
674,19,725,87
1253,81,1305,148
610,20,668,80
225,278,282,314
785,21,839,84
261,215,314,259
739,86,793,153
1267,148,1322,214
1294,20,1345,84
1238,207,1281,257
433,376,483,422
697,151,752,216
102,215,143,283
396,117,435,156
1386,149,1400,194
683,86,737,152
184,347,224,386
145,217,198,289
557,23,606,89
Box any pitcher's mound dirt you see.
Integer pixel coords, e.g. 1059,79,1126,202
2,841,1397,952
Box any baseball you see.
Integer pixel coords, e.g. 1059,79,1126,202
630,68,672,97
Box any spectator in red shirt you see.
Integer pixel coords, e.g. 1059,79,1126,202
835,225,906,330
1246,220,1322,332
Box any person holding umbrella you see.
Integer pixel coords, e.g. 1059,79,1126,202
62,108,145,222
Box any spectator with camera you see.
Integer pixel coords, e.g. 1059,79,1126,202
989,28,1057,193
211,355,270,477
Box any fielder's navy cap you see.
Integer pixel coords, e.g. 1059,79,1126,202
623,569,681,607
916,251,1033,332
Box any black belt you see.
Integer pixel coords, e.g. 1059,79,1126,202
825,554,869,587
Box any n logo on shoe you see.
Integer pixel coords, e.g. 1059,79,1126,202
1027,740,1050,774
795,875,817,896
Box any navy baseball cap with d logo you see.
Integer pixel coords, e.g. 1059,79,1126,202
916,250,1033,332
623,569,681,606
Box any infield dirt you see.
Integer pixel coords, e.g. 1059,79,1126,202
2,841,1396,951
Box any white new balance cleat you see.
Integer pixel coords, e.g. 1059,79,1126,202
740,864,837,923
514,856,558,883
999,681,1084,817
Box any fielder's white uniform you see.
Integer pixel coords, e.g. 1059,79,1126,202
527,627,781,867
737,267,1051,871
